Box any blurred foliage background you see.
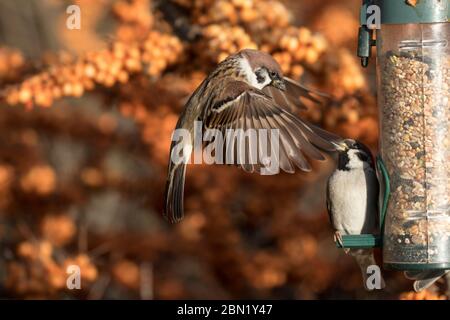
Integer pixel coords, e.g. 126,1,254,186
0,0,448,300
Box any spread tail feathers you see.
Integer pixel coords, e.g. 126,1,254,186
350,249,386,291
164,161,187,223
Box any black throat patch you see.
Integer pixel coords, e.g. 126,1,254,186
338,152,350,171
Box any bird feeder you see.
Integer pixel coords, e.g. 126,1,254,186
338,0,450,272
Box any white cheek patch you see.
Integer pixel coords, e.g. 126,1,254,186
239,57,271,90
347,149,369,169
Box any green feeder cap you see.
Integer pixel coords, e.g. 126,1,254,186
373,0,449,24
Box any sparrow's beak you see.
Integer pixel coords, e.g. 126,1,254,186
272,78,286,91
332,141,348,152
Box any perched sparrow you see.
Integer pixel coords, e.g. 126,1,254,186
327,139,386,290
404,270,449,292
164,49,340,223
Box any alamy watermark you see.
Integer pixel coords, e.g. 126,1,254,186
365,5,381,30
366,264,383,290
170,121,281,175
66,5,81,30
66,264,81,290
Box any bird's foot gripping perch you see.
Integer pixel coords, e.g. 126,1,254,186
334,231,344,247
334,231,349,254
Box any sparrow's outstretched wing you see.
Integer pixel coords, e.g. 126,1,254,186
262,77,329,112
203,80,339,174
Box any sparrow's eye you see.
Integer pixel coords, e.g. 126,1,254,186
269,71,277,79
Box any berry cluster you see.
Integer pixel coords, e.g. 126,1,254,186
3,32,183,108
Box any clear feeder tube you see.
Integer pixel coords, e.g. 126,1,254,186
378,23,450,268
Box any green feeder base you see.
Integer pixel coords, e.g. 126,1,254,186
336,234,382,249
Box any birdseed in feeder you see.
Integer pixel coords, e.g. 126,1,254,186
379,32,450,265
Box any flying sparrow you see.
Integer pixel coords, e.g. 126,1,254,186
327,139,385,290
164,49,341,223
